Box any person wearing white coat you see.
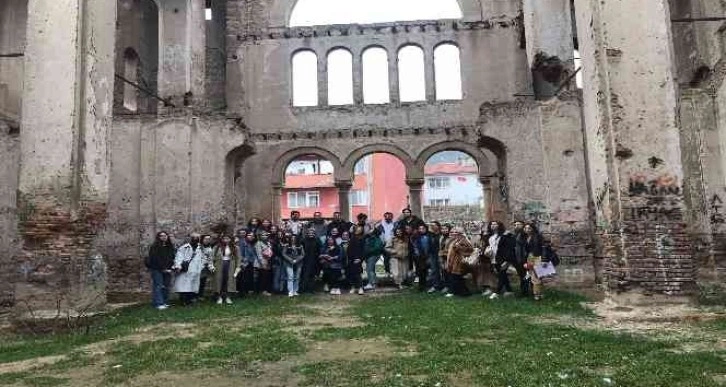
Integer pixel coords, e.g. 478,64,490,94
173,233,206,305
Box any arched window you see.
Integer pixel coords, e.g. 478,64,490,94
292,50,318,107
290,0,463,26
362,47,390,104
327,49,354,105
123,48,140,112
398,45,425,102
434,44,462,100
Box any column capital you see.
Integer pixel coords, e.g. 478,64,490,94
271,183,284,190
405,178,425,188
334,180,353,190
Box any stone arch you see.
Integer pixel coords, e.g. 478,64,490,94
415,140,497,179
271,146,343,187
269,0,484,28
341,143,416,181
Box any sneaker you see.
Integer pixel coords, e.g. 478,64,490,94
349,288,356,294
357,288,365,295
288,292,295,298
363,284,375,291
331,288,341,295
444,293,454,298
427,287,437,294
534,295,543,301
323,284,330,292
225,297,233,305
503,291,515,298
293,292,300,297
262,291,272,297
489,293,500,300
440,287,449,294
156,305,168,310
482,289,494,297
216,298,223,305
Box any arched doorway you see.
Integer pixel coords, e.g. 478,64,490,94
422,150,484,231
281,154,340,222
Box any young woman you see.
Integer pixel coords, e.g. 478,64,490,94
301,229,321,293
475,229,496,297
445,227,475,297
212,234,239,304
247,217,261,237
385,228,410,290
487,221,517,299
320,236,343,295
438,224,452,294
282,233,305,297
197,234,216,302
238,232,258,295
254,231,274,296
363,228,385,291
522,223,545,300
347,226,366,295
145,231,175,310
172,233,206,306
270,226,286,294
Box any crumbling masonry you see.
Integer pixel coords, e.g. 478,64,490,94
1,0,725,314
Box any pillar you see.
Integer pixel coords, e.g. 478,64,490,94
522,0,575,98
574,0,695,299
406,178,425,219
336,180,353,221
16,0,116,314
353,49,363,105
271,184,283,224
424,46,435,102
481,177,494,223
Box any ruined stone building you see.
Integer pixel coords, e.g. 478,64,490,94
0,0,725,313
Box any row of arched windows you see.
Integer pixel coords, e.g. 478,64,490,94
292,44,462,107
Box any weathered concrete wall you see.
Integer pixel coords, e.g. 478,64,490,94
206,0,227,109
114,0,159,114
233,20,530,129
0,122,20,307
14,0,116,313
574,0,696,298
669,0,724,85
0,0,28,122
106,115,247,293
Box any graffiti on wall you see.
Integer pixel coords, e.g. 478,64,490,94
626,173,683,222
710,194,725,227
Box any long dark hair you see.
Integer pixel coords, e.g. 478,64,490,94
152,231,171,248
487,221,506,235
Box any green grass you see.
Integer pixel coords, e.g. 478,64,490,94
1,290,725,386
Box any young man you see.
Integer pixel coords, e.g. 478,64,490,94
411,224,432,292
308,211,328,243
512,220,531,296
376,212,396,276
287,211,305,237
326,211,352,237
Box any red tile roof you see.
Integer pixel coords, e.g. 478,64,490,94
284,174,335,189
424,163,478,175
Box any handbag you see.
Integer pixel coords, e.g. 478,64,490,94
464,247,481,266
180,258,192,273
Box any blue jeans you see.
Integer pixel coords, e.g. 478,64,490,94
285,263,301,294
366,255,380,287
427,253,441,289
150,270,170,307
273,262,287,293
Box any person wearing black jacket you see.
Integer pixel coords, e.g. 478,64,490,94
522,223,545,300
347,226,367,294
145,231,176,310
487,221,517,299
512,221,532,296
301,229,322,293
326,212,353,237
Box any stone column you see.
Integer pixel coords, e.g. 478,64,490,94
406,178,425,220
388,47,399,104
481,177,494,222
17,0,116,314
424,46,435,102
336,180,353,221
574,0,695,299
318,51,328,106
352,49,363,105
271,184,283,224
522,0,575,99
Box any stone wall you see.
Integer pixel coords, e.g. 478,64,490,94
105,115,247,293
0,0,27,122
0,122,20,308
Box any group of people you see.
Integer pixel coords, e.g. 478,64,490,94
144,208,558,310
